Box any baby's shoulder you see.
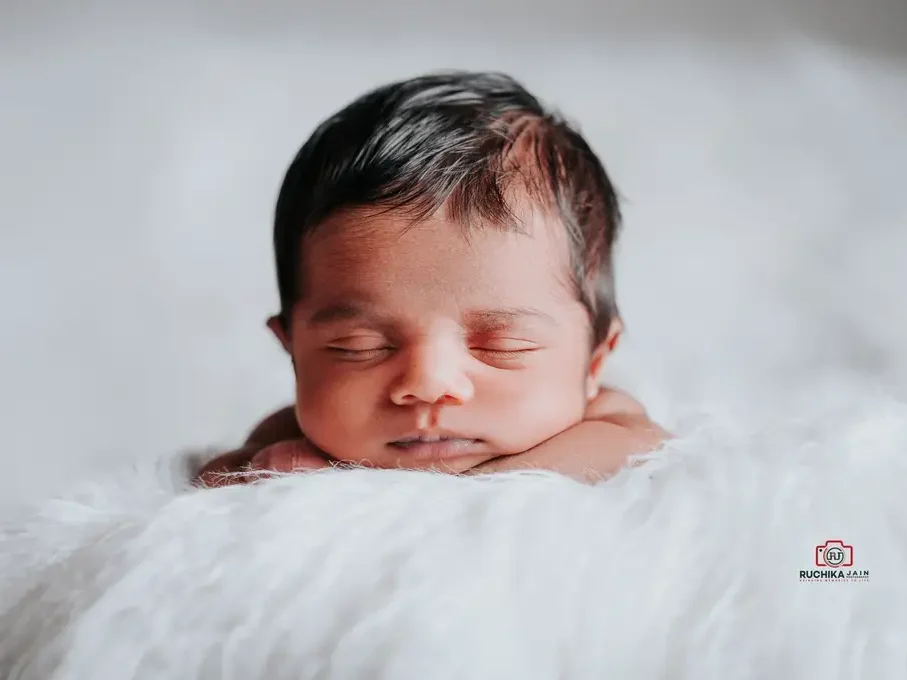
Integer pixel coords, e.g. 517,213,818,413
585,386,648,421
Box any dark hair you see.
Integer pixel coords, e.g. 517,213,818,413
273,71,622,344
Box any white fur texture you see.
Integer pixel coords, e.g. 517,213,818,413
3,395,907,679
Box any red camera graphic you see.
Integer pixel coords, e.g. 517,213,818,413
815,540,854,568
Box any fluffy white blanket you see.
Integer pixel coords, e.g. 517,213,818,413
2,395,907,679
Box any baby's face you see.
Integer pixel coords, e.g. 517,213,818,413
270,204,613,473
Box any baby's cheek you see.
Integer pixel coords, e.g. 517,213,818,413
294,372,377,447
489,377,587,452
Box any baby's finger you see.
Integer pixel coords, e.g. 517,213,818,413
250,440,332,474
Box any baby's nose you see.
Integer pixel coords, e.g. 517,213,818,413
389,344,474,406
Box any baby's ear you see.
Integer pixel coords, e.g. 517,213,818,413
266,314,292,354
606,317,622,353
585,318,623,399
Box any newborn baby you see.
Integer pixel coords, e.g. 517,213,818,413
197,71,668,487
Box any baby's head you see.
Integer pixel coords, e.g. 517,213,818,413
267,71,623,472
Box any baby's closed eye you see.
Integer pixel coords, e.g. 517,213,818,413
466,336,544,368
325,335,394,360
470,339,540,356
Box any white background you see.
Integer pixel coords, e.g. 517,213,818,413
1,1,905,506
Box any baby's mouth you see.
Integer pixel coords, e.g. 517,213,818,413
388,435,484,459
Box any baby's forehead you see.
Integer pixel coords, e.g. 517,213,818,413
305,199,570,268
296,204,578,315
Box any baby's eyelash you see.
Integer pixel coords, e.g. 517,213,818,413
326,347,392,360
472,347,538,359
324,345,538,362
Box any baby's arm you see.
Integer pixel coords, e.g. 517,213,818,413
468,389,669,482
194,406,326,487
244,406,302,446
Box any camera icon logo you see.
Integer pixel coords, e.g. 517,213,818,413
815,540,853,568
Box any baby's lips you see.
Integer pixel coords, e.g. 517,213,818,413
250,440,331,473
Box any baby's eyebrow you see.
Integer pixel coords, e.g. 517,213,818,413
307,301,386,328
306,302,556,331
464,307,556,331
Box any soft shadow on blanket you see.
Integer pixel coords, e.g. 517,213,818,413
2,396,907,680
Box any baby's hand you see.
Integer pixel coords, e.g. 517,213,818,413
194,439,331,488
194,405,335,488
193,404,333,488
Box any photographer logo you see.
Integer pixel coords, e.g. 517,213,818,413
800,540,869,582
